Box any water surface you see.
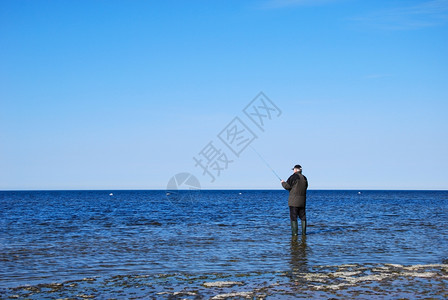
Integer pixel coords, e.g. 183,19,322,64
1,190,447,289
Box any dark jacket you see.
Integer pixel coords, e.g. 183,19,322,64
282,172,308,207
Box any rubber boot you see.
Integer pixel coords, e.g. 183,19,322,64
290,221,299,236
301,220,307,235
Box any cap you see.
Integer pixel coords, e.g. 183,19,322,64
292,165,302,170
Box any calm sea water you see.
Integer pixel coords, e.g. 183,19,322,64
1,190,447,289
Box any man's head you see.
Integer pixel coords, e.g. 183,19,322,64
292,164,302,173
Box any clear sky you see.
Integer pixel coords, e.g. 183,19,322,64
1,0,447,190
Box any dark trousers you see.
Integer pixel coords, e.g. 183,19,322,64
289,206,306,221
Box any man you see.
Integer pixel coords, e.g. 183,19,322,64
281,165,308,236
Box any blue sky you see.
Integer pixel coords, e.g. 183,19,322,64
1,0,447,190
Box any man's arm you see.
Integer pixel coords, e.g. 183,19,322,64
282,175,296,190
281,180,291,190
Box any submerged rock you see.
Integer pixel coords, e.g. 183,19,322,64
203,281,244,288
2,264,448,299
211,291,253,299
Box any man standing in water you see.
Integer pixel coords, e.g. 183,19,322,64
281,165,308,236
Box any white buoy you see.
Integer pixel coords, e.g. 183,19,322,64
358,192,361,195
109,193,113,196
239,192,242,195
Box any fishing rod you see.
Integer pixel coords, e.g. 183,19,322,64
249,145,282,181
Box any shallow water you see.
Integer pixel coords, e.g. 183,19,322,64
1,190,447,289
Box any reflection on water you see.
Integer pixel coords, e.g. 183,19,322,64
289,236,308,272
287,235,310,294
0,190,447,289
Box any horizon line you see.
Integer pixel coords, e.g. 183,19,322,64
1,188,447,192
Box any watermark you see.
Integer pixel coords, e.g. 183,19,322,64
193,141,234,183
166,92,282,200
166,172,201,204
243,92,282,132
218,117,257,157
194,92,281,183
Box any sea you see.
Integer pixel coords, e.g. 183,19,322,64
1,190,447,290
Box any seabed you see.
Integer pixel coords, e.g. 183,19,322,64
2,263,448,299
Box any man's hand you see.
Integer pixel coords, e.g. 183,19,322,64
281,180,285,183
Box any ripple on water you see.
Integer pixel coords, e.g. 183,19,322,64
0,190,447,290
